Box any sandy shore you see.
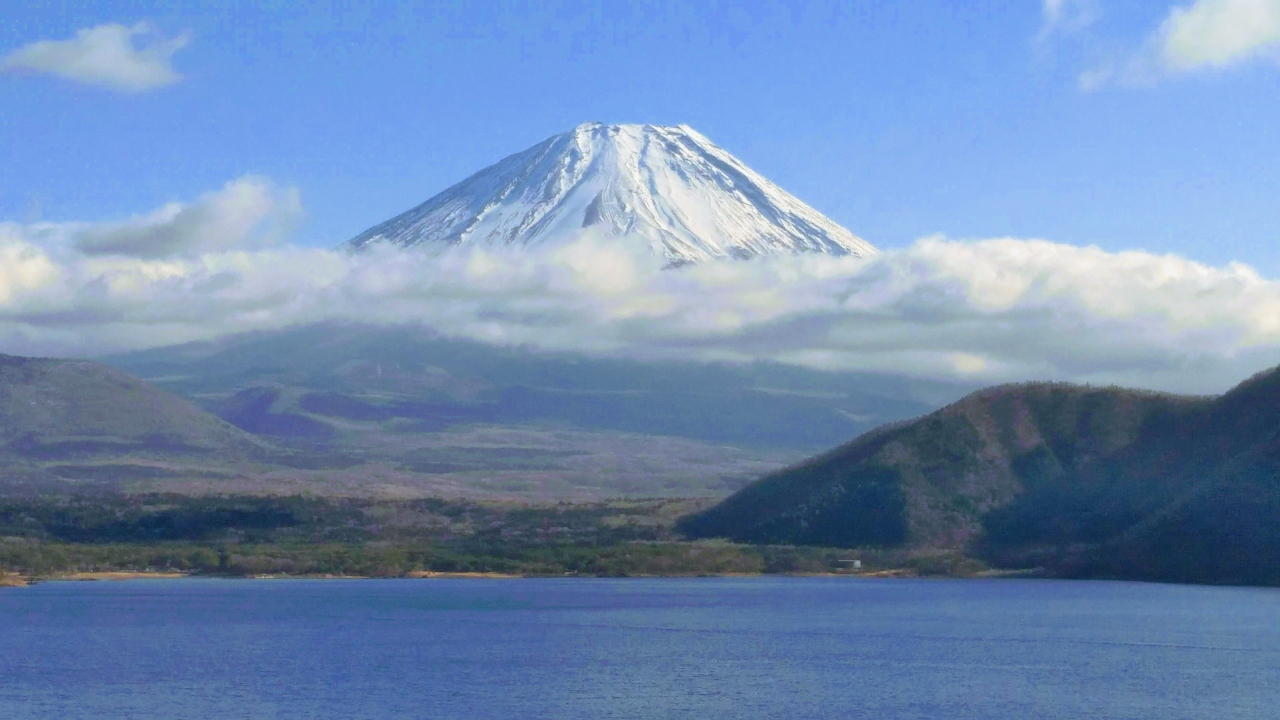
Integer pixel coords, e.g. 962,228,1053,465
0,573,28,588
404,571,524,579
57,571,190,581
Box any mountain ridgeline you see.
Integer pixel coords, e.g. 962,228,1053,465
682,369,1280,585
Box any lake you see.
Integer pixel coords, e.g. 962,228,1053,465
2,577,1277,719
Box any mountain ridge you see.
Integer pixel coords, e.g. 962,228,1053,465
681,366,1280,584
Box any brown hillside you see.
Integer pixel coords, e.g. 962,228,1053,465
681,382,1201,548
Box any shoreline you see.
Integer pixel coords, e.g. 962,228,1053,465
1,568,1046,587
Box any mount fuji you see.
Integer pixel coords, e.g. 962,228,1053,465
348,122,876,264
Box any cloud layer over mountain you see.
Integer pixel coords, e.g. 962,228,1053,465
2,177,1279,394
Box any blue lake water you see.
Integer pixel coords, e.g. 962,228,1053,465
2,577,1278,719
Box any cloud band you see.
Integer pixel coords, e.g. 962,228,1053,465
2,178,1279,394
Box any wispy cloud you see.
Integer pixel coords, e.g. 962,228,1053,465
0,22,190,93
3,179,1280,394
1038,0,1099,42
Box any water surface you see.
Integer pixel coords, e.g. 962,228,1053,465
2,578,1277,719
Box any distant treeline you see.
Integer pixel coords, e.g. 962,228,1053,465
0,494,979,579
0,495,661,546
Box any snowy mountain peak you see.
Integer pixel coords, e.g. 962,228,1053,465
349,122,877,264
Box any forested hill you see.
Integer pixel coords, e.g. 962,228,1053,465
682,369,1280,585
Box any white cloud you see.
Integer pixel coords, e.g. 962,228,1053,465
1082,0,1280,88
0,22,190,93
3,180,1280,394
1157,0,1280,70
65,177,302,258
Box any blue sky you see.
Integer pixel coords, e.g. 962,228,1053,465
3,1,1278,271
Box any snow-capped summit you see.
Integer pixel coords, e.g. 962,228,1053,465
349,122,876,264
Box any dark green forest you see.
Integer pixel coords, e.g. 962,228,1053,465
1,494,963,579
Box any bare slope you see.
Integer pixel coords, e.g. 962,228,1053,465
107,323,956,452
0,354,269,493
103,323,968,498
0,354,262,460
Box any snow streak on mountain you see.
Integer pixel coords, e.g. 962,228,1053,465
349,122,877,264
